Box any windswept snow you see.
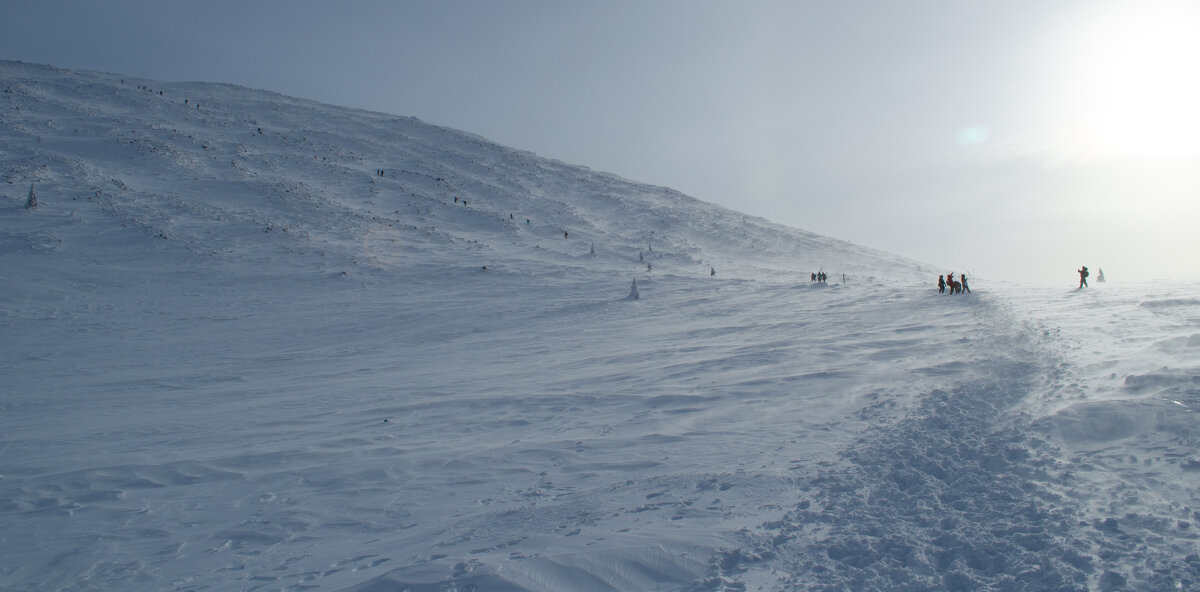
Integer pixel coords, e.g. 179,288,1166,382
2,62,1199,591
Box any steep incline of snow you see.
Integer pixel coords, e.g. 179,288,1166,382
2,62,1199,591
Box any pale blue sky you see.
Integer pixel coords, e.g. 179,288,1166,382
4,0,1198,284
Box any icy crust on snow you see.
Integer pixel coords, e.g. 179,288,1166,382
2,61,1200,591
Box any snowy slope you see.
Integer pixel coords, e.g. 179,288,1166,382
2,61,1199,591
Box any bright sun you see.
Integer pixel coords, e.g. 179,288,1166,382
1045,2,1200,162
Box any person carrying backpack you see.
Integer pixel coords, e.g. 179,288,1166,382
1078,266,1089,288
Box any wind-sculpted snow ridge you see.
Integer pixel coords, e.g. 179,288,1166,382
4,61,1200,592
1015,284,1200,591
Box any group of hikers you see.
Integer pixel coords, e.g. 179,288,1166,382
938,266,1104,293
938,273,970,294
810,271,828,283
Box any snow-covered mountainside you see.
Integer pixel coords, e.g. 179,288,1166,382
0,61,919,281
2,61,1199,591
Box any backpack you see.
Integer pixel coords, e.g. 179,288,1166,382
1082,268,1089,277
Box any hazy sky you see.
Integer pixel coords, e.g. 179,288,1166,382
4,0,1198,284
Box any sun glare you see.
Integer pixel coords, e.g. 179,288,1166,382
1046,3,1200,163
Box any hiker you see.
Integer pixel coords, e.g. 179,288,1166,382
1078,266,1089,288
811,272,817,283
960,273,970,293
938,275,946,294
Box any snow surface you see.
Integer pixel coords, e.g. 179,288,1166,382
2,61,1199,591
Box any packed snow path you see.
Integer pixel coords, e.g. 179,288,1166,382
725,283,1200,592
2,62,1199,591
